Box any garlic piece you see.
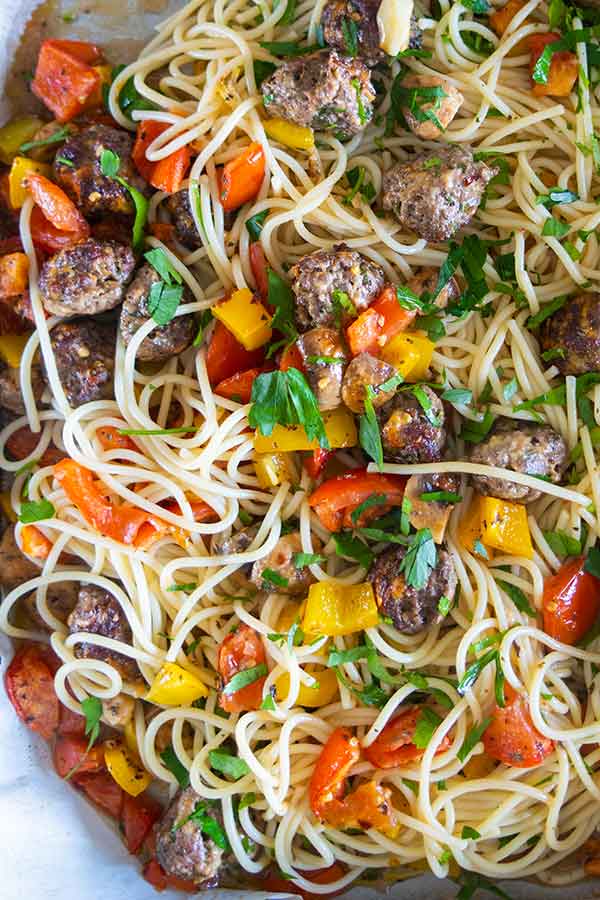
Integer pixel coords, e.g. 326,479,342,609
377,0,415,56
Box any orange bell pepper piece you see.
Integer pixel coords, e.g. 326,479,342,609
529,33,578,97
31,40,103,122
279,342,304,373
96,426,138,454
214,366,269,403
0,253,29,299
309,727,361,819
26,173,89,238
490,0,525,35
21,524,52,559
132,120,191,193
220,143,265,211
346,285,416,357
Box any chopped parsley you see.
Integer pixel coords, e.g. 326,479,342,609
19,499,55,523
249,368,329,449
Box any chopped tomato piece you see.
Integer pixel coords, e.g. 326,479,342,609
249,241,269,299
26,173,89,238
4,644,59,739
309,469,407,532
279,341,304,373
205,320,265,385
142,859,197,893
96,425,137,454
542,556,600,645
320,780,399,836
529,33,578,97
31,40,102,122
0,252,28,299
215,365,270,403
303,449,334,480
220,143,265,211
346,285,416,357
148,222,176,244
483,685,554,767
121,792,162,854
217,623,267,713
58,702,86,738
364,707,451,769
256,864,348,899
490,0,525,34
309,727,361,819
77,771,124,818
132,120,191,193
53,735,106,778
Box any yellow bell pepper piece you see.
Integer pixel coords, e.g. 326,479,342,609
123,718,139,756
263,117,315,150
480,496,533,559
254,406,357,453
84,64,113,111
104,742,152,797
0,117,43,165
0,491,16,523
303,580,379,636
0,334,29,368
146,662,208,706
212,287,272,351
458,495,492,560
276,602,303,632
381,330,435,382
276,664,339,707
254,452,295,489
8,157,52,209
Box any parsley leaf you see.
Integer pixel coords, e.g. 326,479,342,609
208,749,250,779
541,217,570,238
222,664,267,695
333,532,374,568
293,552,324,567
245,209,269,241
457,718,492,763
99,147,148,248
526,295,568,329
495,579,537,617
19,499,55,523
20,124,71,153
536,188,579,208
359,387,383,469
239,792,256,811
261,568,289,588
249,368,328,448
160,745,190,788
413,707,443,749
399,529,436,589
147,281,184,325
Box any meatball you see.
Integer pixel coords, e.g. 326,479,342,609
39,238,136,317
102,693,135,728
290,244,385,332
468,419,568,504
23,580,79,629
251,532,316,595
261,50,375,137
369,543,457,633
119,263,195,362
53,124,148,218
0,362,44,413
0,526,40,589
298,327,346,410
322,0,421,64
540,293,600,376
44,319,115,408
166,190,202,249
156,787,226,886
400,75,464,140
404,472,461,543
407,266,460,310
212,525,259,579
342,352,397,414
382,146,498,243
379,387,446,463
68,584,138,681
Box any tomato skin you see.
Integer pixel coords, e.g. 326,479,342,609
217,623,267,713
121,792,162,855
542,556,600,645
30,205,83,254
76,771,124,818
346,284,416,357
308,469,407,532
303,449,334,480
256,864,348,899
96,425,137,454
309,727,360,819
483,686,554,768
215,366,269,403
279,341,305,373
249,242,269,299
205,321,265,385
4,645,59,739
58,703,86,738
53,735,106,779
143,858,196,893
364,707,451,769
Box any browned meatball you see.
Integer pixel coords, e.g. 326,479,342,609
379,387,446,463
251,532,316,595
23,580,79,629
322,0,422,64
291,244,385,332
407,266,460,310
53,124,148,218
155,788,226,886
298,327,346,410
382,146,498,243
39,239,136,317
468,419,568,504
212,525,259,579
119,263,195,362
261,50,375,137
68,584,138,681
0,362,44,414
0,526,40,589
166,190,202,249
404,472,461,543
369,542,457,633
540,293,600,376
44,320,115,408
400,75,464,140
341,352,397,414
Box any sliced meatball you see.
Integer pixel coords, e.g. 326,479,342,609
156,787,226,886
404,472,461,543
102,693,135,728
400,75,464,140
261,50,375,137
382,146,498,243
539,293,600,376
342,352,397,414
379,387,446,463
120,263,195,362
251,532,316,595
212,525,259,579
290,244,385,332
407,266,460,310
23,580,79,629
166,190,202,249
39,238,136,317
322,0,421,64
53,124,148,218
44,319,115,408
369,542,457,633
0,526,40,589
68,584,138,681
468,419,568,504
298,327,346,410
0,362,44,413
